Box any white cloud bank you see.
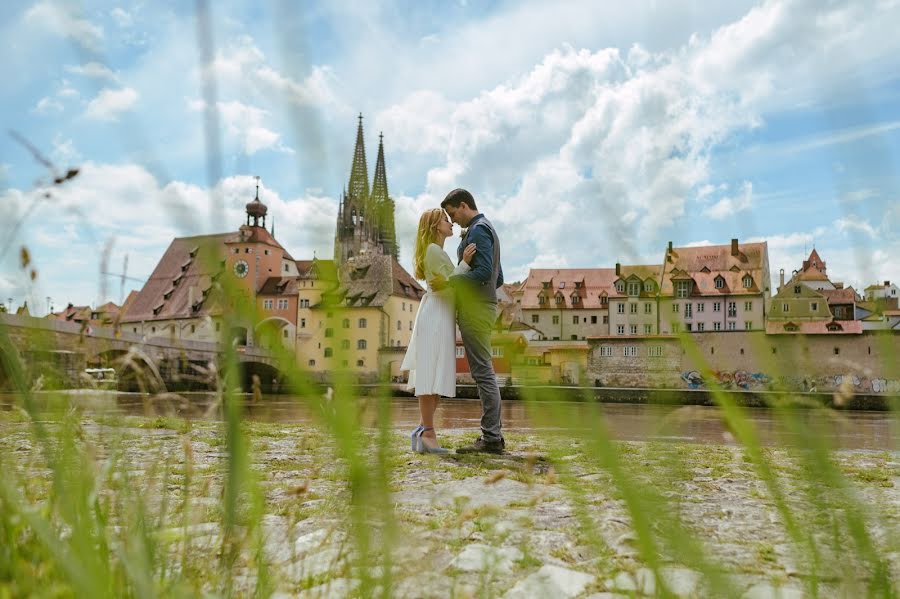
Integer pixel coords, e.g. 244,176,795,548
83,87,139,121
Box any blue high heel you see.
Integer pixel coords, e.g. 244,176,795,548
416,427,450,455
411,425,424,451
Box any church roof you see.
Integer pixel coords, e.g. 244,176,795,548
324,254,423,308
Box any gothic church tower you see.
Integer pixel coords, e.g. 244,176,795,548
334,114,399,263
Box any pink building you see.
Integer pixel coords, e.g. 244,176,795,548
659,238,771,334
517,268,617,340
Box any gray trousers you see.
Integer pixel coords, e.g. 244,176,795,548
459,301,502,441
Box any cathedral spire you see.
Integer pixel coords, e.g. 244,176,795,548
371,132,398,258
347,113,369,202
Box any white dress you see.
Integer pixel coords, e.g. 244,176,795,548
401,243,470,397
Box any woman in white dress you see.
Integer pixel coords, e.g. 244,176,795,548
401,208,475,453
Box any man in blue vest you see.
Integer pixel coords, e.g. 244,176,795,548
433,188,506,453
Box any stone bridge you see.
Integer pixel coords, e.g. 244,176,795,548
0,313,285,392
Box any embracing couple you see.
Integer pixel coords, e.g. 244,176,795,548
400,188,506,455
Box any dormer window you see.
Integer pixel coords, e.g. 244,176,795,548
538,295,547,305
714,277,724,290
571,294,581,305
559,282,565,289
615,281,625,293
600,295,608,306
542,282,551,290
794,285,802,294
827,322,841,331
743,276,753,288
555,293,564,305
676,281,690,298
627,282,640,296
575,281,583,289
784,323,799,332
644,281,655,292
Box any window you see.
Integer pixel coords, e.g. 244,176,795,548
555,294,564,305
648,346,662,357
532,314,539,323
627,282,640,296
308,359,316,367
600,295,608,306
672,303,680,313
263,299,274,309
743,276,752,288
644,281,654,292
300,299,310,308
744,301,752,311
358,318,367,328
341,339,350,350
603,315,609,324
600,346,613,357
676,281,690,298
559,282,565,289
357,359,364,367
782,303,790,312
715,277,724,289
325,328,333,337
697,322,705,332
456,346,465,358
283,329,289,338
277,299,289,310
617,324,625,335
615,282,625,293
697,303,705,312
300,318,306,328
342,318,350,328
245,248,250,253
630,303,638,314
552,315,560,325
811,302,818,312
233,248,239,254
644,303,652,314
133,327,137,333
571,315,578,324
727,302,737,317
794,285,802,294
397,320,401,330
629,324,638,334
402,302,406,312
572,294,581,305
542,282,551,290
409,321,413,330
685,323,692,331
591,316,597,324
624,346,637,357
713,302,721,312
215,322,221,332
539,295,547,305
190,324,196,333
491,347,504,357
324,348,333,357
284,264,289,272
357,339,367,350
575,281,583,289
617,303,625,314
644,324,653,334
713,322,721,331
745,321,753,330
672,323,680,332
684,303,693,318
151,326,156,333
833,347,840,355
728,321,736,331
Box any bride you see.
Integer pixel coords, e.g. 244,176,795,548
401,208,475,454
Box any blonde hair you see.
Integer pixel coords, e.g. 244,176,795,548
414,208,445,280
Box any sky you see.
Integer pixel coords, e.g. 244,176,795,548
2,0,900,315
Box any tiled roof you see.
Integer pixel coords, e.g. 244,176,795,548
258,277,299,296
325,254,423,308
661,241,768,297
520,268,617,309
227,226,294,260
765,319,862,334
122,233,231,322
819,287,857,305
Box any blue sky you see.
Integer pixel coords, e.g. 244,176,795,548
2,0,900,314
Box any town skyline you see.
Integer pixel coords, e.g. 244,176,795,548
2,0,900,312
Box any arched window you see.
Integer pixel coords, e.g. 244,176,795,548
743,275,753,288
358,339,367,350
341,339,350,350
358,318,367,328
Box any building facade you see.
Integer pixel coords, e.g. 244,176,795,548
518,268,616,340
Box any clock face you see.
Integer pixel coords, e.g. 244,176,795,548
233,259,249,278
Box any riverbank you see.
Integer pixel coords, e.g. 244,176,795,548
1,407,898,597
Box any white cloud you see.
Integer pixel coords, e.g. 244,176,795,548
834,215,877,238
65,62,119,82
840,188,879,203
33,96,63,115
703,181,754,220
24,1,104,50
187,99,294,155
110,7,133,28
83,87,138,121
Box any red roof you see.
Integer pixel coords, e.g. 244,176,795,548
661,241,768,297
520,268,617,309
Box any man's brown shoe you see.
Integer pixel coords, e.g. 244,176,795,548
456,437,505,454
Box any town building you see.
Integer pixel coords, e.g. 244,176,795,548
864,280,899,303
659,239,770,334
121,182,298,345
295,115,423,380
608,263,663,337
517,268,616,340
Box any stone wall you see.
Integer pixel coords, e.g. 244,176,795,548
587,331,900,393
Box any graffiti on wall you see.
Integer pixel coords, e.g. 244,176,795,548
680,370,772,391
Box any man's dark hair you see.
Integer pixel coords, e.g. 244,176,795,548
441,188,477,211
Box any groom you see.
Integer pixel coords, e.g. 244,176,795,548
437,188,506,454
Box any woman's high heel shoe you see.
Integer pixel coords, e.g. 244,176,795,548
416,427,449,454
411,425,424,451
